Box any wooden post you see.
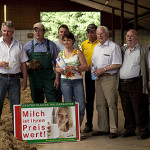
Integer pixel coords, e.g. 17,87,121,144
112,8,115,42
134,0,138,30
121,0,124,46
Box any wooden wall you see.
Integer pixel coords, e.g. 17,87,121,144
0,0,98,30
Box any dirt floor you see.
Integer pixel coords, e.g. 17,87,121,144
0,79,39,150
0,78,149,150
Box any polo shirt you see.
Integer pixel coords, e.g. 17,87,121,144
81,39,99,66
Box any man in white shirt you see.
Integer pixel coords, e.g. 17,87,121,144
91,26,122,139
0,21,28,126
119,29,149,140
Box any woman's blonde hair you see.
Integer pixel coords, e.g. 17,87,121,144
58,107,73,129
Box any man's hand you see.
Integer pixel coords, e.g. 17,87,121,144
0,61,9,68
94,68,105,76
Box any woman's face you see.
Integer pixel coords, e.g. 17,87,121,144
58,108,68,126
63,37,74,49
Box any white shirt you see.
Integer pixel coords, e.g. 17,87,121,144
92,39,122,74
120,43,141,79
0,37,28,74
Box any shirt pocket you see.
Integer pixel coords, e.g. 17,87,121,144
101,54,110,65
133,54,140,65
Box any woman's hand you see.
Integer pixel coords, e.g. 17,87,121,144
65,65,75,72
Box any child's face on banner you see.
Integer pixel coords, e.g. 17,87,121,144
58,108,68,126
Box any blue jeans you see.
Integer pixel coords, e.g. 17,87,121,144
61,79,85,122
0,75,20,124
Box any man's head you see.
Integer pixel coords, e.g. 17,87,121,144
58,24,69,40
1,21,14,42
86,24,97,42
33,22,45,41
97,26,109,45
126,29,138,49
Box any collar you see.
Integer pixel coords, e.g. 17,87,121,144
0,36,15,45
34,38,46,45
87,39,99,44
97,39,109,47
126,43,140,51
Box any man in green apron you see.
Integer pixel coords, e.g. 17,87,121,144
24,22,60,103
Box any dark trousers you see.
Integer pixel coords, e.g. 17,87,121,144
85,71,95,128
119,77,149,134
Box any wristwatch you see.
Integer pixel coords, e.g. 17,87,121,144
75,66,79,71
104,67,107,72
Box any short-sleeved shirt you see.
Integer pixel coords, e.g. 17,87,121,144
81,39,99,66
120,43,150,79
54,40,78,52
0,37,28,74
24,38,59,67
92,39,122,74
120,43,141,79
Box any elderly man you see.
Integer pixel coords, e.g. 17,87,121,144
0,21,28,124
92,26,122,139
81,24,99,133
119,29,149,140
24,22,59,103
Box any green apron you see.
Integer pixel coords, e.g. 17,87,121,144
28,40,56,103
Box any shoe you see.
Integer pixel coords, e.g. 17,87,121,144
137,133,149,140
109,133,118,139
92,131,109,136
80,133,86,140
121,132,136,138
83,126,92,133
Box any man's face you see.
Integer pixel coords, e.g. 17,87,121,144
33,28,45,41
97,27,109,45
126,30,138,48
87,30,97,41
58,27,68,40
2,25,14,42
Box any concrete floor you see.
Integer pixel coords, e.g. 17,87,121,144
37,98,150,150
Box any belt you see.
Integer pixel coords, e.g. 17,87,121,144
120,76,142,82
0,73,20,78
100,73,116,77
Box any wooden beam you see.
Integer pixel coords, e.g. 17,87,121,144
90,0,134,15
118,0,150,10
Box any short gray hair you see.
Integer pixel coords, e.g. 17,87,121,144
1,21,14,30
97,26,109,33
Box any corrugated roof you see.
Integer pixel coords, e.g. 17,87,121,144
70,0,150,29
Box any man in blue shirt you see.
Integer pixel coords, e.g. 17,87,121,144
24,22,60,103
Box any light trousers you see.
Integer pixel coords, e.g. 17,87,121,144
95,75,118,133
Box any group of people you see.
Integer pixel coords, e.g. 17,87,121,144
0,20,149,140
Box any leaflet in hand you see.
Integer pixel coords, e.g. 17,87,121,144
56,57,66,69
